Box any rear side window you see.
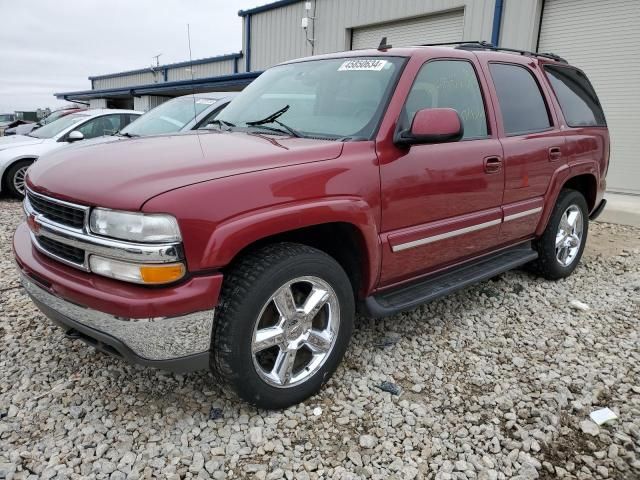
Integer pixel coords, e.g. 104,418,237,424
544,65,606,127
404,60,488,139
489,63,551,135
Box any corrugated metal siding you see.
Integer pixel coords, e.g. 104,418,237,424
93,71,159,89
351,10,464,49
247,0,496,71
538,0,640,194
89,98,107,109
133,95,169,112
499,0,542,50
249,2,311,71
167,59,236,81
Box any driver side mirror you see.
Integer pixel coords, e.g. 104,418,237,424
394,108,463,146
66,130,84,143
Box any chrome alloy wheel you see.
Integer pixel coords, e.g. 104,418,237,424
13,165,28,196
251,276,340,388
555,205,584,267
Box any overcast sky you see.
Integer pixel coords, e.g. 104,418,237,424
0,0,263,113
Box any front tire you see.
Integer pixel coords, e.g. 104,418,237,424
211,243,355,409
5,160,33,199
530,189,589,280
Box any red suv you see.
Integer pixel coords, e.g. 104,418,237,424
14,43,608,409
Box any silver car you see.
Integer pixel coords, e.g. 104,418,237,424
113,92,237,138
0,109,141,198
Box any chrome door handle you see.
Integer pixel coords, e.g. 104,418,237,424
484,156,502,174
549,147,562,161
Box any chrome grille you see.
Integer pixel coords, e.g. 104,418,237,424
27,191,86,229
24,188,184,272
37,236,85,265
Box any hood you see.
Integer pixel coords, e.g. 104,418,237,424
0,134,46,150
27,131,344,210
11,123,38,135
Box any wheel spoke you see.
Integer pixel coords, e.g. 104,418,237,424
272,348,297,385
272,284,297,319
555,232,566,248
569,234,580,248
253,327,284,353
301,288,329,323
567,210,580,228
304,329,332,353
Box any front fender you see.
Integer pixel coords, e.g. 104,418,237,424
203,197,380,291
142,146,382,293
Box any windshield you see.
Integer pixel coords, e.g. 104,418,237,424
121,96,216,136
0,114,14,122
41,110,73,125
217,57,405,139
29,113,88,138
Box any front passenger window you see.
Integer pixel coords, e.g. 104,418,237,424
404,60,488,139
76,115,123,139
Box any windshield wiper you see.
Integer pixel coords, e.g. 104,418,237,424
117,131,139,138
245,105,303,138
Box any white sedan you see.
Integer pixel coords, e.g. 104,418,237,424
0,109,141,198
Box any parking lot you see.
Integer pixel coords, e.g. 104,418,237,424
1,197,639,479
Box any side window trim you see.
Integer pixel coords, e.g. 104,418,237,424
400,58,491,141
488,61,556,137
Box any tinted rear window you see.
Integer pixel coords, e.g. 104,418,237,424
489,63,551,135
544,65,606,127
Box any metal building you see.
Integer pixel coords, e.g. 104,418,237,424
57,0,639,194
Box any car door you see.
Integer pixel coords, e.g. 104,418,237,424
480,58,567,244
378,58,504,286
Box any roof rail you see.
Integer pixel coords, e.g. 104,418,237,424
451,40,568,63
414,40,567,63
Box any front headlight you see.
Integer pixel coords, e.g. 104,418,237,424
89,208,181,243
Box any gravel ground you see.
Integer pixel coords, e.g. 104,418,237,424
1,197,639,480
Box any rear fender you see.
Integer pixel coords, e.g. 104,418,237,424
535,162,598,236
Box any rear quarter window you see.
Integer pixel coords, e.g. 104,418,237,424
544,65,606,127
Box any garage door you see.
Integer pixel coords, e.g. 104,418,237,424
352,10,464,50
538,0,640,194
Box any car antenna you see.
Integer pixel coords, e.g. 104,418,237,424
187,23,205,155
377,37,392,51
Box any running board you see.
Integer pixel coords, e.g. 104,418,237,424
363,243,538,318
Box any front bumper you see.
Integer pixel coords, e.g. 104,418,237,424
14,221,222,372
21,272,214,372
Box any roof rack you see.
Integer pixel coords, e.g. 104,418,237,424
416,40,568,63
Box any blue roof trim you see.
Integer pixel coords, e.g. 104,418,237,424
238,0,301,17
89,52,244,81
56,71,263,100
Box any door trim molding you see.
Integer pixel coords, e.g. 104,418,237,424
392,219,501,252
503,207,542,222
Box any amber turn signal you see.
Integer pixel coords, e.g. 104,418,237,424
139,263,186,284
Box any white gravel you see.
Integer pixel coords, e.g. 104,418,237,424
1,198,639,479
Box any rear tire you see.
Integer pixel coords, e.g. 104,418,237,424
211,243,355,409
530,189,589,280
5,159,33,199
